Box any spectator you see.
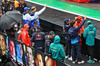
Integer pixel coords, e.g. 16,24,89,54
68,15,86,64
31,26,45,52
23,7,31,26
49,36,66,62
29,4,47,26
29,21,38,38
63,18,72,60
18,24,31,47
23,7,30,15
75,16,85,47
19,0,27,13
11,0,19,10
2,0,10,13
45,31,55,54
83,20,96,63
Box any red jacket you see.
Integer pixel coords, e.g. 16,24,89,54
18,28,31,47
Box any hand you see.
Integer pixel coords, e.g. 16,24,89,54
84,15,86,20
3,7,5,10
32,42,34,46
45,4,47,7
75,17,77,20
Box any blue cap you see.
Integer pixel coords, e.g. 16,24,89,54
24,7,30,11
87,20,92,24
64,18,70,24
36,26,41,29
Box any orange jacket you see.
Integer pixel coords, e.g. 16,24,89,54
75,21,84,36
18,28,31,47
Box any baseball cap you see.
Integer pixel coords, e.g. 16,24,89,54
24,7,30,11
64,18,70,24
87,20,92,24
49,31,55,36
36,25,41,29
77,16,82,20
24,24,29,28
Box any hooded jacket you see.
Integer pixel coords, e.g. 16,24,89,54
49,36,65,61
83,24,96,46
18,28,31,46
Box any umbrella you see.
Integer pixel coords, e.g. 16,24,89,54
0,10,22,30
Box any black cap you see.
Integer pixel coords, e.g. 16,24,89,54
49,31,55,36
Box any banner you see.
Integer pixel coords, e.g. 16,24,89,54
0,32,67,66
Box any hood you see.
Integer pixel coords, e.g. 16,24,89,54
21,27,28,31
88,24,94,31
54,36,60,44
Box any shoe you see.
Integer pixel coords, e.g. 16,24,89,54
87,60,95,63
78,60,84,64
68,56,72,61
72,60,77,64
65,56,68,59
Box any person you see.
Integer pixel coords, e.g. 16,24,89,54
18,24,31,47
8,40,16,60
26,46,35,66
19,0,27,13
23,7,30,15
16,44,23,64
29,4,47,26
75,16,85,47
49,36,66,62
31,26,45,52
68,15,86,64
63,18,72,60
23,7,31,26
29,21,38,38
0,35,6,54
83,20,96,63
45,31,55,54
11,0,19,10
2,0,10,13
35,53,43,66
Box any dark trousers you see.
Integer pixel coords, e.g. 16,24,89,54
65,40,71,57
72,42,81,62
87,45,94,60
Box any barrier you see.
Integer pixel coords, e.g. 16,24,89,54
0,32,67,66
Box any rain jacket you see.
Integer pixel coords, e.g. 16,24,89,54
49,36,65,61
18,28,31,46
83,24,96,46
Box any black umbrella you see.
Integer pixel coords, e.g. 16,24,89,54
0,10,22,30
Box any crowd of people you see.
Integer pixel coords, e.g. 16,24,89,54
0,0,97,65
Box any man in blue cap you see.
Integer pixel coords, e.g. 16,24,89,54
63,18,72,60
23,7,30,15
31,26,45,52
83,20,96,63
23,7,32,26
